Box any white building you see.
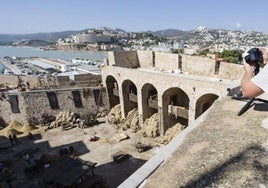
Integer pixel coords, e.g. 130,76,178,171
73,33,111,44
39,58,72,72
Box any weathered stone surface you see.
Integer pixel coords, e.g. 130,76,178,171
142,97,268,187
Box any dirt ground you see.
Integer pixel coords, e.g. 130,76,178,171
0,117,163,188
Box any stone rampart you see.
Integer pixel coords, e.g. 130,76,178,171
155,52,179,71
0,87,108,124
107,51,244,81
108,51,139,68
137,50,153,68
218,62,244,81
181,55,215,76
74,74,102,87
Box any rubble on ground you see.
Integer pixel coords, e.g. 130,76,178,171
157,123,186,144
122,108,140,132
108,104,122,124
96,107,108,118
0,120,38,138
140,113,159,138
49,111,77,128
112,132,130,143
81,113,98,127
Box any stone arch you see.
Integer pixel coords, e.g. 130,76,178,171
195,93,219,119
122,79,138,117
105,75,120,109
141,83,158,122
162,87,189,134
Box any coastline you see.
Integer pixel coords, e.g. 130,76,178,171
0,46,108,61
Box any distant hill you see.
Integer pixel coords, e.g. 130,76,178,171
148,29,189,38
0,27,267,48
0,30,83,43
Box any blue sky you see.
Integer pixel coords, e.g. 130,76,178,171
1,0,268,34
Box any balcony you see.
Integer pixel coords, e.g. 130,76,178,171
113,88,119,96
129,93,137,102
168,105,188,119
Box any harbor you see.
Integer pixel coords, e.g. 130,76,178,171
0,46,108,81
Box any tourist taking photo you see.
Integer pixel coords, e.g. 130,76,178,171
241,48,268,98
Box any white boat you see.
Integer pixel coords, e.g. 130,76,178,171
3,69,12,75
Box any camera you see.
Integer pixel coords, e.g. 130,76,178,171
244,48,263,75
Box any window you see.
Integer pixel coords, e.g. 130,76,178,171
72,91,83,108
93,89,103,105
46,92,59,109
8,95,20,113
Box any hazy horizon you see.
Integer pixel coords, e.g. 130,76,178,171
1,0,268,34
0,26,266,36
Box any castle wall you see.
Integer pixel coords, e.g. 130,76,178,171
101,65,237,130
0,87,108,124
137,50,153,68
155,52,179,71
108,51,139,68
74,74,102,87
100,51,245,135
181,55,215,76
105,51,244,81
218,62,244,81
0,75,41,89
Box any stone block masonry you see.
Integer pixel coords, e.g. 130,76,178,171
0,87,108,125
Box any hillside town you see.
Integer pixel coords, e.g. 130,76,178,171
54,27,268,54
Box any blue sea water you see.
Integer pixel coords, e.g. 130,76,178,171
0,46,108,73
0,63,3,72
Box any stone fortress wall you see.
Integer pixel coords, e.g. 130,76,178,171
0,72,105,125
0,86,108,125
0,50,244,133
101,50,242,135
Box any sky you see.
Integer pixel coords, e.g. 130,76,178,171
1,0,268,34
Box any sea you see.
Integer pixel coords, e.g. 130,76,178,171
0,46,108,73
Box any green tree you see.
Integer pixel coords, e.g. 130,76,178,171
219,50,242,64
198,49,210,56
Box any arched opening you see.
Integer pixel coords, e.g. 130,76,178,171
141,83,158,122
105,75,120,109
122,80,138,117
195,94,219,119
162,87,189,134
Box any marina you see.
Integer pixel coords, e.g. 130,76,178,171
0,46,108,78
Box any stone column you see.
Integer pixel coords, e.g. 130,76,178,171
137,87,144,125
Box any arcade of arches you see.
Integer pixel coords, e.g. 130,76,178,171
105,75,219,135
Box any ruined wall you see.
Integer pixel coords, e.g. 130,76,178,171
0,87,108,124
218,62,244,81
74,74,102,87
137,50,153,68
0,75,41,89
181,55,215,76
109,51,140,68
56,76,70,87
155,52,179,71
